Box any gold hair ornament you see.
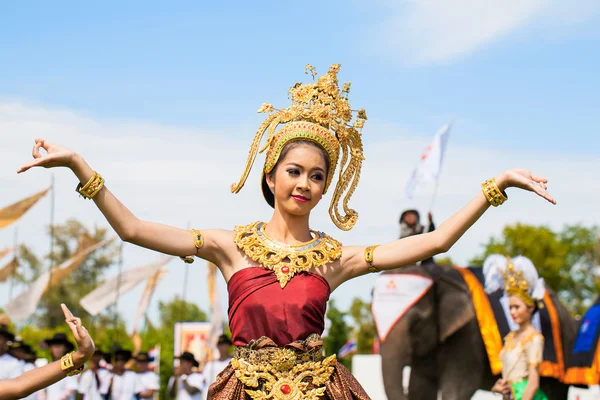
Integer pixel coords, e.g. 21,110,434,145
231,64,367,231
233,221,342,288
503,256,535,307
179,229,204,264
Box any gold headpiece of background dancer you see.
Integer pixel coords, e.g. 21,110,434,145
503,256,535,306
230,64,367,231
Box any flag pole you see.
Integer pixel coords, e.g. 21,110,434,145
112,242,124,349
179,221,191,322
9,228,18,302
48,174,56,280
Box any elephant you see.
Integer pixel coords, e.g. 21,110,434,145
376,262,578,400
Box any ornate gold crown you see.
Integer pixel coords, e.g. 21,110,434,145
230,64,367,231
503,256,534,306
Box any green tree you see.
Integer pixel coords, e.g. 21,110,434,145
140,296,208,399
15,219,120,328
323,299,351,368
472,223,600,316
348,298,377,355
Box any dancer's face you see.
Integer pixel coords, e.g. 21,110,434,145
509,295,534,325
266,144,328,217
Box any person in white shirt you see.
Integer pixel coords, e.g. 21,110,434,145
200,335,232,400
134,352,160,399
0,325,22,381
78,350,111,400
167,352,204,400
100,348,143,400
44,332,78,400
9,340,39,400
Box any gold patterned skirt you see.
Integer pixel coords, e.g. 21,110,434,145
207,334,371,400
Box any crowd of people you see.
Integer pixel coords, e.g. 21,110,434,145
0,316,233,400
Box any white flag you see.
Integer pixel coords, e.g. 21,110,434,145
80,257,171,316
405,123,451,199
131,267,167,335
4,237,116,322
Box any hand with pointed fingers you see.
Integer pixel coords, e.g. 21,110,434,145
499,169,556,205
17,139,77,174
61,303,94,367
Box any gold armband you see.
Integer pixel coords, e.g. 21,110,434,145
365,245,379,273
76,172,105,200
60,352,83,376
481,178,507,207
179,229,205,263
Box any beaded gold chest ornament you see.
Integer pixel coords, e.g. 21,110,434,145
234,221,342,288
230,64,367,231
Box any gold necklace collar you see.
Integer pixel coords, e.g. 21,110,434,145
233,222,342,288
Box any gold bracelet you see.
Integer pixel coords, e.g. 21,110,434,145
364,245,380,273
60,352,75,371
481,178,507,207
60,352,84,376
76,172,105,200
179,229,205,263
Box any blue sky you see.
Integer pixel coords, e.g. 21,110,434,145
1,1,600,328
2,1,599,152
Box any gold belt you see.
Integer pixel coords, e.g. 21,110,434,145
231,334,336,399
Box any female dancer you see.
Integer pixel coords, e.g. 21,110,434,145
18,64,555,399
0,304,94,400
485,255,548,400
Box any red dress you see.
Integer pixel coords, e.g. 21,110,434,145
208,267,371,399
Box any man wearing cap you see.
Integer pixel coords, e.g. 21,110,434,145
200,335,232,400
78,350,111,400
134,352,159,399
0,325,22,380
100,348,143,400
167,352,204,400
44,332,79,400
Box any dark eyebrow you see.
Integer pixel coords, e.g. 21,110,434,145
286,162,325,174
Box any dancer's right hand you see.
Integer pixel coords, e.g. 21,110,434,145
61,303,95,367
17,139,77,174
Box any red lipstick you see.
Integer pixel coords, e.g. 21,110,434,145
292,195,309,203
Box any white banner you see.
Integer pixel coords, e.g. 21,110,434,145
405,122,451,199
371,274,433,342
80,257,171,316
4,237,115,322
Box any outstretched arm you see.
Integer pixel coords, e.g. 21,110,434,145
0,304,94,400
17,139,235,269
335,170,555,286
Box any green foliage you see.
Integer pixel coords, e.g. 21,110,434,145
323,299,351,368
348,298,376,355
471,223,600,316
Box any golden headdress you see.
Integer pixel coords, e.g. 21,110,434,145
483,254,546,307
230,64,367,231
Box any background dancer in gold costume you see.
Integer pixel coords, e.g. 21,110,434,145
18,64,556,399
485,255,549,400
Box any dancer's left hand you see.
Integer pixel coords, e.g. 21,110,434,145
61,303,95,367
498,169,556,205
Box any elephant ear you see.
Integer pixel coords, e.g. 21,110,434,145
429,265,476,342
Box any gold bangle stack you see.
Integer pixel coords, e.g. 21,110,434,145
60,352,83,376
180,229,205,264
76,172,105,200
364,245,379,273
481,178,507,207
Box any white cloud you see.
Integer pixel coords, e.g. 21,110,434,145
372,0,600,65
1,101,599,327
